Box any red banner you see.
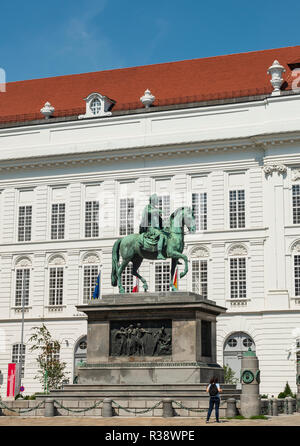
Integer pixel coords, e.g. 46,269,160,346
7,363,16,397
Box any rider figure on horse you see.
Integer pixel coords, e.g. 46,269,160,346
139,193,167,260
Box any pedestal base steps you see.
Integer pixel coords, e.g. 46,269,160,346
31,383,240,417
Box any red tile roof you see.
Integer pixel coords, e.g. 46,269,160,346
0,45,300,124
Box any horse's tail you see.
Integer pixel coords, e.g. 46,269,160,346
111,238,122,287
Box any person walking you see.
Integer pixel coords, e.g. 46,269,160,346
206,377,222,423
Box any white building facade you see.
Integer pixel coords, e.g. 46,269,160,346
0,48,300,397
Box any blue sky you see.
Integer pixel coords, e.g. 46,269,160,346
1,0,300,82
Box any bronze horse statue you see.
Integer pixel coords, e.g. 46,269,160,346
111,206,196,293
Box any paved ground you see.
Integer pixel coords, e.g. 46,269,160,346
0,414,300,426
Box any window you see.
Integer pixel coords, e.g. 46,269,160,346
49,267,64,306
15,268,30,307
192,259,208,298
120,198,134,235
47,342,60,363
294,255,300,296
228,338,237,348
85,201,99,238
83,265,99,303
51,203,65,239
229,190,245,229
90,98,101,115
12,344,25,378
242,337,253,348
155,262,170,292
18,206,32,241
158,195,170,227
121,264,133,293
78,93,113,119
192,193,207,231
230,257,247,299
293,185,300,224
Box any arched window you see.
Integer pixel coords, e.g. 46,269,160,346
292,242,300,296
90,97,102,115
122,264,134,293
48,255,66,306
14,257,32,307
82,253,100,303
223,332,255,389
228,245,247,299
78,93,114,119
190,246,209,298
73,336,87,382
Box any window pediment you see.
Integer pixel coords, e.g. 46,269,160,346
79,92,114,119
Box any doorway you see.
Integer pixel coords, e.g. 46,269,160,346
73,336,87,383
223,332,255,389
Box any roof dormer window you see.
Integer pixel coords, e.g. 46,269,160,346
90,97,102,115
79,92,115,119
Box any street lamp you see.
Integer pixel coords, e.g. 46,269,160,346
18,270,26,394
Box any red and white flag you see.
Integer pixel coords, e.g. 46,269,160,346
132,277,139,293
173,267,178,290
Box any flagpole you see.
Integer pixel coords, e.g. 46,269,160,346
99,266,102,299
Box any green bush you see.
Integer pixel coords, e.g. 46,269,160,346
23,394,37,400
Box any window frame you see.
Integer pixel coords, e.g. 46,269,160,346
229,256,247,299
48,266,64,306
12,343,26,378
51,202,66,240
292,184,300,225
82,263,100,303
84,200,100,238
18,205,32,242
294,253,300,296
229,189,246,229
192,192,208,231
191,258,208,298
121,264,134,293
155,261,171,292
158,194,171,228
119,197,134,236
15,267,30,307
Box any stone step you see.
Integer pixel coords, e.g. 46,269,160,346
59,383,238,391
39,386,241,400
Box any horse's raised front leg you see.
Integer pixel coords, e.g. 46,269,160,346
132,255,148,292
170,252,189,280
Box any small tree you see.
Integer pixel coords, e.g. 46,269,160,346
28,324,69,391
278,381,296,399
223,364,238,384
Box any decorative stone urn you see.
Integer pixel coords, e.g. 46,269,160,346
140,89,155,108
267,60,285,96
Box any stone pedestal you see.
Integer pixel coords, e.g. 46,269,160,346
240,348,260,417
40,292,241,413
76,292,226,391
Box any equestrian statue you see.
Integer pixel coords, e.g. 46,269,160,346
111,194,196,293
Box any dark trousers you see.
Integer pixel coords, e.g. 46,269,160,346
206,396,220,421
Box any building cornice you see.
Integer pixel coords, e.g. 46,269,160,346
0,132,299,175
